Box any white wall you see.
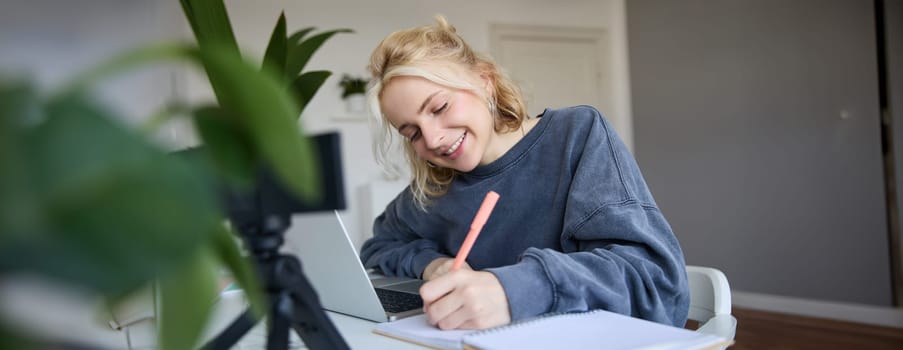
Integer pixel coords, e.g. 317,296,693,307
1,0,629,249
0,0,187,143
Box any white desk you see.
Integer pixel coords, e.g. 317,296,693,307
210,290,420,349
210,312,420,349
327,312,421,349
1,280,419,349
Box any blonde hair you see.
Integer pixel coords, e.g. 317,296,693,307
367,15,528,209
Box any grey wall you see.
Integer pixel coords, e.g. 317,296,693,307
888,0,903,304
628,0,894,306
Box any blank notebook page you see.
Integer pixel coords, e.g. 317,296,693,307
462,310,724,350
374,310,728,350
373,314,475,349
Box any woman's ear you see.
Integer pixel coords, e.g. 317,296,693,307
479,71,495,97
472,61,494,90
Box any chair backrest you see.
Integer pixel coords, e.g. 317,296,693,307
686,265,737,341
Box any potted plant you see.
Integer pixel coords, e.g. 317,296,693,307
339,74,368,113
0,0,349,349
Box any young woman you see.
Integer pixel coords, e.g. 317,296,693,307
360,16,689,331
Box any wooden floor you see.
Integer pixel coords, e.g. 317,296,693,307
726,307,903,349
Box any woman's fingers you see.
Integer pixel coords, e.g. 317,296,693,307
419,270,511,330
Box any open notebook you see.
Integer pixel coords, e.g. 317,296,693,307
373,310,733,350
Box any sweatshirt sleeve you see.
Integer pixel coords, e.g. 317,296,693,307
359,190,446,279
488,203,689,327
487,107,689,327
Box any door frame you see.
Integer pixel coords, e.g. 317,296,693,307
489,23,633,149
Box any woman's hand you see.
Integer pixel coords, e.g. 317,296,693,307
419,269,511,330
422,257,470,281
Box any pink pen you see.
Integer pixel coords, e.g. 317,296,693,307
451,191,500,270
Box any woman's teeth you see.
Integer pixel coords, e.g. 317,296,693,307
444,133,465,155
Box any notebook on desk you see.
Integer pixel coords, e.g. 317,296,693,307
373,310,733,350
282,210,425,322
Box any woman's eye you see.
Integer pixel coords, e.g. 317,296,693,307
433,103,448,114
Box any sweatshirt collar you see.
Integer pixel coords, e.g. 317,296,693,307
463,108,553,179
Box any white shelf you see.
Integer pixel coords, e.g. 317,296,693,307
332,112,368,122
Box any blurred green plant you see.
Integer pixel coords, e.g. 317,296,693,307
0,0,349,349
338,74,369,99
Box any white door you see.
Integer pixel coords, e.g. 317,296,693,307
490,24,611,120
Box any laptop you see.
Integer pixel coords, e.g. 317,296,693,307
282,210,425,322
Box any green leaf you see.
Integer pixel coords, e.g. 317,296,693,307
285,29,352,82
103,283,156,321
262,12,288,75
339,74,368,99
291,70,332,118
0,82,44,241
179,0,239,56
178,0,199,40
180,0,242,109
141,102,193,134
158,246,219,350
0,94,222,295
287,27,316,46
0,322,36,350
192,106,255,187
212,224,266,317
198,45,322,203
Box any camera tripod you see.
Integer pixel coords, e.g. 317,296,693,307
202,215,349,350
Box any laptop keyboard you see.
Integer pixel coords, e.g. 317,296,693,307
375,288,423,313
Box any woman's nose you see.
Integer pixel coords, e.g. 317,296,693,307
420,124,444,151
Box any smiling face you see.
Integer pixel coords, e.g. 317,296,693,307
380,75,500,172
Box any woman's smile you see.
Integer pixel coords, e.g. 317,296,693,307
442,132,466,160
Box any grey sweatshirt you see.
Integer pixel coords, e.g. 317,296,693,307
360,105,689,327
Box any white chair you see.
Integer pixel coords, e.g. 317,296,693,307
686,265,738,342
